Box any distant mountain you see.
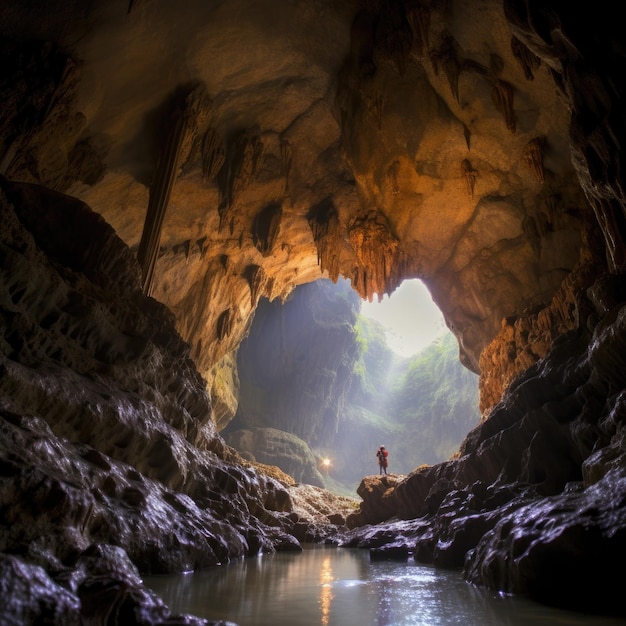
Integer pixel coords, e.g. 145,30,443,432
223,279,480,495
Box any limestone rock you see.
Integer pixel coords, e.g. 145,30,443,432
224,427,326,487
0,0,593,390
0,177,344,622
347,474,405,528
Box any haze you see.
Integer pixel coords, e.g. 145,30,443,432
360,279,448,357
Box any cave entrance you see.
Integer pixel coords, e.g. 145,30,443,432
223,277,480,497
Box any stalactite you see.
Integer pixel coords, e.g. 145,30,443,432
216,309,233,340
137,93,188,296
431,33,462,104
136,82,212,296
491,79,516,133
218,129,265,231
232,131,265,206
201,128,225,182
308,200,342,283
405,2,430,58
511,36,541,81
172,239,191,262
178,83,214,173
461,159,477,198
196,236,207,259
463,124,471,150
244,264,266,307
252,202,282,257
524,136,546,183
280,137,292,192
348,214,399,301
278,282,294,304
266,277,276,300
351,266,366,301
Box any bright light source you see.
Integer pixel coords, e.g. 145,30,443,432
321,458,332,468
360,279,447,357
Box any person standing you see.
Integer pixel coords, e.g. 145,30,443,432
376,445,389,475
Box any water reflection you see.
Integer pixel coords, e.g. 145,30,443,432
144,546,625,626
319,556,333,626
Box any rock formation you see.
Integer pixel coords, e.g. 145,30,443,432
1,0,626,621
0,177,355,623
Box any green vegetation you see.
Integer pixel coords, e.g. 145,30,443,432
389,333,480,467
335,317,480,489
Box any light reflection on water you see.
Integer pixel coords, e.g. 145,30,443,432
144,545,625,626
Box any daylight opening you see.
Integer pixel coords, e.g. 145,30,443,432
359,279,447,357
223,277,481,496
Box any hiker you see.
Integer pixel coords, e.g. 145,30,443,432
376,445,389,475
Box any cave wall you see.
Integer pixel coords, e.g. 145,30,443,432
1,0,626,621
0,0,613,421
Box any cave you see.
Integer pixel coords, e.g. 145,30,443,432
1,0,626,623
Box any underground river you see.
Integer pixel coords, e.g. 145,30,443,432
144,545,625,625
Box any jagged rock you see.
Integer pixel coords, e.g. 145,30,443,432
464,471,626,616
0,177,351,621
285,483,358,542
346,475,405,528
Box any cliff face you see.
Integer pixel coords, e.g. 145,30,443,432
1,0,626,621
232,279,361,447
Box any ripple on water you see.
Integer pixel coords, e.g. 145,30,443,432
144,546,626,626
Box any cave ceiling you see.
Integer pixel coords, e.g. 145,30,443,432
0,0,597,392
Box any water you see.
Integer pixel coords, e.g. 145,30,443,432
144,545,626,626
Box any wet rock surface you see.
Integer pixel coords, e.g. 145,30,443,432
0,180,351,623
